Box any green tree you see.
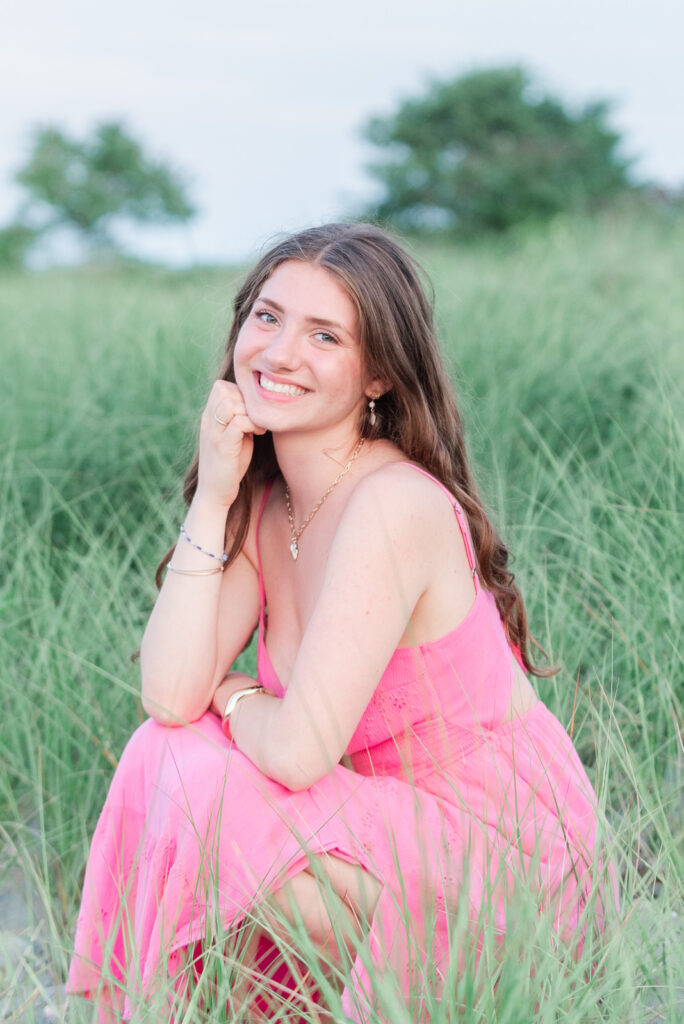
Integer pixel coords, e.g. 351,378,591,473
0,223,39,270
362,67,634,234
15,121,195,252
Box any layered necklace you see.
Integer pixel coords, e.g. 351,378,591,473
284,438,365,561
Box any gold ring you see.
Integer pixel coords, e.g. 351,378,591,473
214,409,230,427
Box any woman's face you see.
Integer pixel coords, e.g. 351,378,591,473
234,260,379,438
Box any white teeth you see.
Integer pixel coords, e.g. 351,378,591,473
259,375,307,396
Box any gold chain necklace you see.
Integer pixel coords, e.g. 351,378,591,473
285,438,365,560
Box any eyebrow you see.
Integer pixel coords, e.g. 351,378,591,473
256,295,350,335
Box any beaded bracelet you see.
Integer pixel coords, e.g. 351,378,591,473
179,523,228,565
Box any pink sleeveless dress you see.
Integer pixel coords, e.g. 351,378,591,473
67,464,613,1021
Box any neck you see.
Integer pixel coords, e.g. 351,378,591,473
273,427,364,515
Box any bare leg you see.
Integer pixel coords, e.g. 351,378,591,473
304,853,383,931
182,856,383,1021
239,855,383,1019
269,866,366,966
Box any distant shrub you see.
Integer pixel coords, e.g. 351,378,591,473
0,223,38,270
362,66,636,235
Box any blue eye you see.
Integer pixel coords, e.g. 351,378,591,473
256,310,277,324
314,330,338,345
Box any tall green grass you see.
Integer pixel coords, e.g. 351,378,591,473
1,208,682,1021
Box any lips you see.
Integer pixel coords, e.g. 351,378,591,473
257,373,308,397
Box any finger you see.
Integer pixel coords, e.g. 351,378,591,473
212,404,234,428
206,381,243,413
206,393,247,429
210,378,240,399
223,413,267,437
228,383,267,433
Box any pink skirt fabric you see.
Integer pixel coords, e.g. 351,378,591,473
66,701,614,1020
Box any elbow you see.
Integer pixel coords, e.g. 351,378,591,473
266,743,333,793
274,767,315,793
139,644,214,726
140,677,207,727
141,696,184,728
233,700,341,791
141,689,184,727
272,767,318,793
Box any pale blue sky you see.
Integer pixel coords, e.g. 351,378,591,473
2,0,683,265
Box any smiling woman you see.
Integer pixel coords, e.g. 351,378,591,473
66,222,617,1022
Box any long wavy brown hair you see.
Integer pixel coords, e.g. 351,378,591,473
157,222,554,677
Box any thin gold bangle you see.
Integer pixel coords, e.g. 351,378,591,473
222,685,265,721
167,562,224,576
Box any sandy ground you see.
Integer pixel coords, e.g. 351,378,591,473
0,863,65,1023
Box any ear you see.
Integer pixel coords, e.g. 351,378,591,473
365,378,392,400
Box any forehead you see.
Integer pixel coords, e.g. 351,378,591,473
258,260,359,336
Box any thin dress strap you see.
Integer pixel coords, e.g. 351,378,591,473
394,461,527,668
255,480,275,625
392,461,479,590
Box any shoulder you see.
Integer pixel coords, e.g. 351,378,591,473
335,461,456,561
348,460,455,519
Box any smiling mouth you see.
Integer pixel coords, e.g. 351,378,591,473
258,374,308,397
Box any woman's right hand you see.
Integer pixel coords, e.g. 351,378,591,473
196,380,267,508
141,380,265,723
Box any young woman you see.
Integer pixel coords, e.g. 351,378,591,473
68,223,614,1021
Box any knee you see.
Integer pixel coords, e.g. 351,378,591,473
305,854,383,925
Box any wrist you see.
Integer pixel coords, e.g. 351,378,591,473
173,498,231,567
193,483,240,512
212,673,255,717
221,685,267,741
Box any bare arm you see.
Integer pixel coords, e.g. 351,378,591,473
140,380,266,724
229,467,453,789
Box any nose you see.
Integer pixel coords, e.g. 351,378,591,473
262,323,300,371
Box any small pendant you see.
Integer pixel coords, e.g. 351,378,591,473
289,539,299,561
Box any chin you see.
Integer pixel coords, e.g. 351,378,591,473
245,404,298,434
